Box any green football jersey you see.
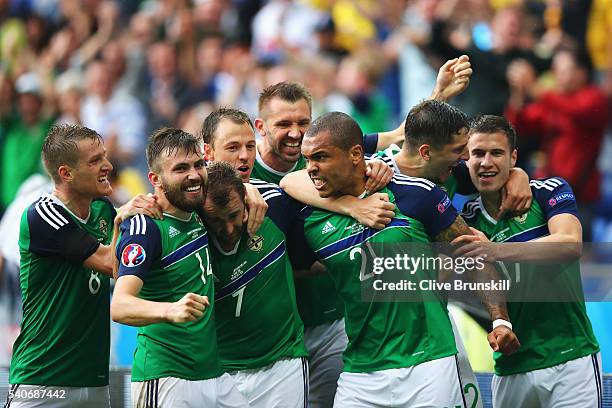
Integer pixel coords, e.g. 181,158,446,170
251,149,307,185
294,174,459,373
462,177,599,376
116,213,222,381
250,152,343,328
211,212,307,371
373,144,477,199
10,194,114,387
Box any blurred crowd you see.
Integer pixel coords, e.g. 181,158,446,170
0,0,611,227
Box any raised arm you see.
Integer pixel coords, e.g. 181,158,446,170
429,55,472,102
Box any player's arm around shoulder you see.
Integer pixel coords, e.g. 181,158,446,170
280,170,395,229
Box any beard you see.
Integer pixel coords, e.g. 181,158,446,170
162,177,206,213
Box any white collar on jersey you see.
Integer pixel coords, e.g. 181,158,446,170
210,233,241,255
255,142,301,176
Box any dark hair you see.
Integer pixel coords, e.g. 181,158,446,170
469,115,517,150
205,161,246,208
201,107,253,146
146,127,201,172
305,111,363,151
404,100,469,150
42,124,103,183
258,81,312,117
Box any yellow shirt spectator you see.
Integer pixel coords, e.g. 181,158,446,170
587,0,612,70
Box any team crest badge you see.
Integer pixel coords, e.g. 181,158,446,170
248,235,264,252
99,219,108,235
513,213,528,224
122,244,146,267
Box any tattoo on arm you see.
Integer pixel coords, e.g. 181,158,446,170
434,215,472,243
435,216,510,321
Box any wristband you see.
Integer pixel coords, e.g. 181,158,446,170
492,319,512,331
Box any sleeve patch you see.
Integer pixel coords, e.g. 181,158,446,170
437,196,452,213
121,243,147,267
548,192,575,207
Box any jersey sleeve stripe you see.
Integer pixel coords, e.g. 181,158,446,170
391,179,434,191
262,192,282,201
41,197,69,224
35,202,61,230
261,189,281,198
529,180,554,191
40,201,68,228
35,201,69,230
139,214,147,235
392,173,436,188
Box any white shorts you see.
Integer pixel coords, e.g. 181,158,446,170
4,385,110,408
304,319,348,408
450,315,483,408
333,355,465,408
230,357,308,407
492,352,603,408
130,373,249,408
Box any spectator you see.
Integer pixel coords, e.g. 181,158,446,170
0,72,53,211
54,69,84,125
506,47,609,231
330,51,391,133
138,41,190,131
81,61,145,167
431,5,549,117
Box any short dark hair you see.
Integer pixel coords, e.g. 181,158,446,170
305,111,363,151
258,81,312,117
404,100,469,150
42,124,103,183
146,127,201,172
469,115,517,150
205,161,246,208
201,108,253,146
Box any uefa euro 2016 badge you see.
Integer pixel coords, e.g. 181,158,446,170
99,219,108,235
122,243,146,267
248,235,264,252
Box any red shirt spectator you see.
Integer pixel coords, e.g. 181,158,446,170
506,48,609,203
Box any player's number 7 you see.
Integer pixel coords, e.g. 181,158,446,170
232,287,245,317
